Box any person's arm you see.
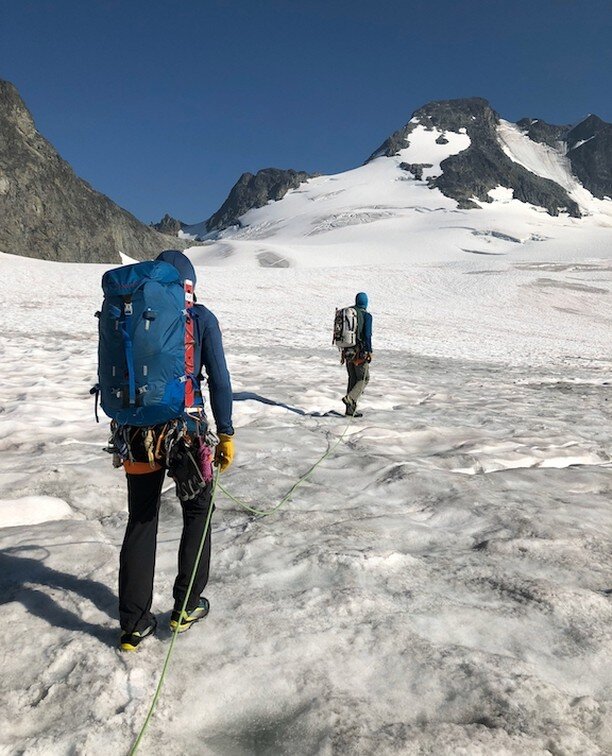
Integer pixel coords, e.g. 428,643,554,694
198,307,234,435
363,312,373,354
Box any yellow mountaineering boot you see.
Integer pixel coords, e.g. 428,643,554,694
119,618,157,651
169,597,210,633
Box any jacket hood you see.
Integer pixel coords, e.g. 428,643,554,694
355,292,368,309
156,250,197,285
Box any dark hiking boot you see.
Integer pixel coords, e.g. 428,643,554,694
342,396,355,413
342,396,362,417
170,597,210,633
120,617,157,651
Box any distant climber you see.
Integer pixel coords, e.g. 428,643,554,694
332,292,372,417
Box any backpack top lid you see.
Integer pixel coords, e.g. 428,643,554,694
102,259,180,297
156,250,197,285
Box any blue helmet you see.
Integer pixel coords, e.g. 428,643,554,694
156,250,197,286
355,292,368,308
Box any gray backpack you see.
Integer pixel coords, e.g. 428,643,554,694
332,306,358,351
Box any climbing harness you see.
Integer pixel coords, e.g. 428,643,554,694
105,414,211,470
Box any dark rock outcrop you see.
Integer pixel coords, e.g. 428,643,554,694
205,168,312,232
0,79,179,263
152,213,184,236
399,162,433,181
412,97,494,133
565,115,612,199
516,118,570,148
517,114,612,199
367,122,419,162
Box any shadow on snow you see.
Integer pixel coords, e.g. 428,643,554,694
0,546,118,645
232,391,343,417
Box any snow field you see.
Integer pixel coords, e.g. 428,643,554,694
0,250,610,754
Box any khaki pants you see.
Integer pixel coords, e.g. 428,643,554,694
345,360,370,408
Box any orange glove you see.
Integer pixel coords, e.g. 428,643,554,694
214,433,234,472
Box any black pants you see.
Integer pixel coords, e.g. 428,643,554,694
119,468,213,633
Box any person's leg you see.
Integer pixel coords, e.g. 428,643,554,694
173,483,213,612
344,361,357,409
346,360,355,396
119,468,165,632
347,362,370,406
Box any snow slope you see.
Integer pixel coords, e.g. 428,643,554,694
183,120,612,272
0,237,610,754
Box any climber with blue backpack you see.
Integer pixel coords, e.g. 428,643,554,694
93,249,234,651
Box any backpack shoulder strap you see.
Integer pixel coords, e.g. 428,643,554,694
355,307,365,343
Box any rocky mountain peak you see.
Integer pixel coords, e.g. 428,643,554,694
565,114,612,198
513,112,612,199
413,96,499,133
567,114,606,146
205,167,312,233
515,118,571,148
366,96,581,217
0,79,178,263
152,213,184,236
367,98,498,162
0,80,37,139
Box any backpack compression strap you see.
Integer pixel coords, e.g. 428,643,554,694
109,298,137,407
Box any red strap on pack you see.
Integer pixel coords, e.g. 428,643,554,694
184,279,195,409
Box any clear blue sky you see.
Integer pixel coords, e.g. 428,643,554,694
2,0,611,225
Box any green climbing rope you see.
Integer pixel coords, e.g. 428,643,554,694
128,412,355,753
217,413,355,517
129,471,219,756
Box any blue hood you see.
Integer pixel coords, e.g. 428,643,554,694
156,250,197,286
355,292,368,309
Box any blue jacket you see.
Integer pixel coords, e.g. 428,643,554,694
156,251,233,436
356,307,373,353
194,304,234,435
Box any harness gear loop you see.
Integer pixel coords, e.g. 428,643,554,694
144,429,155,468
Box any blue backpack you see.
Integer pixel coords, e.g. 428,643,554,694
94,260,201,427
